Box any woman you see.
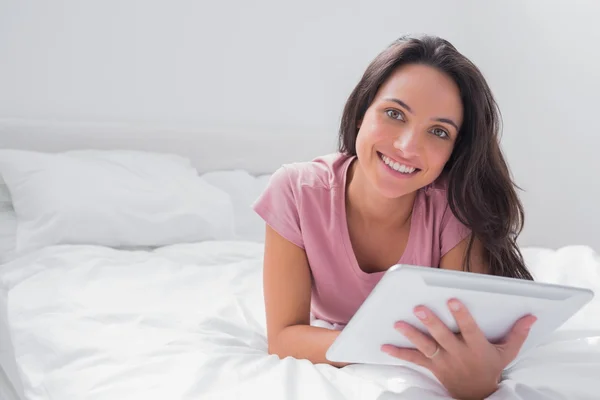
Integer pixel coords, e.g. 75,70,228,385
252,34,537,399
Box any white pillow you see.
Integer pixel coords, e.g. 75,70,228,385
0,149,235,252
0,183,11,211
0,209,17,263
201,170,271,242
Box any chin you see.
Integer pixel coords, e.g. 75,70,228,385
368,155,426,198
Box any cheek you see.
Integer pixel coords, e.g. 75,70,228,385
354,130,367,158
355,118,389,152
424,141,454,169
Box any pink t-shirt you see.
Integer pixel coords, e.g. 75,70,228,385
252,152,470,327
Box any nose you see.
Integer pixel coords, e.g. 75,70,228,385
392,129,421,156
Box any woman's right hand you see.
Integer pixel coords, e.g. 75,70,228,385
382,299,537,400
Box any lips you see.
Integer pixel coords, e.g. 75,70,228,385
377,152,421,174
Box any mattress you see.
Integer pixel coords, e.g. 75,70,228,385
0,241,599,400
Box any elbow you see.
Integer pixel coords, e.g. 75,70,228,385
266,334,282,357
267,345,279,357
266,329,292,359
267,343,287,360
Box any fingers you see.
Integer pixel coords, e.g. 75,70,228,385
394,321,441,358
497,315,537,363
381,345,430,368
447,299,488,346
412,305,459,352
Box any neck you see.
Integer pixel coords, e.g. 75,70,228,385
346,159,416,229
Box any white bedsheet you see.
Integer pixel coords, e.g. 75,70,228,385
0,210,17,264
0,242,599,400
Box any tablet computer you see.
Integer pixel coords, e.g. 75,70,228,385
326,264,595,366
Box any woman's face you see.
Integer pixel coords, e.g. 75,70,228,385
355,63,464,199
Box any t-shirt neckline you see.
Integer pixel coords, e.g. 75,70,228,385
336,154,418,282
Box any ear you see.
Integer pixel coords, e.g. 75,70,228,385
356,119,362,130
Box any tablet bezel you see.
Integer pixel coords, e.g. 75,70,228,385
326,264,595,366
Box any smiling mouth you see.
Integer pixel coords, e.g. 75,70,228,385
377,152,421,174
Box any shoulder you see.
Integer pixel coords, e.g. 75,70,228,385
251,152,353,248
417,174,452,214
421,172,450,194
416,174,471,256
269,152,353,193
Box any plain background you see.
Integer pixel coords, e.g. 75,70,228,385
1,0,598,251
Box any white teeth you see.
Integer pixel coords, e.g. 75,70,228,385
380,154,416,174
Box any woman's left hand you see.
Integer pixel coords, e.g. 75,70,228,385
381,299,537,400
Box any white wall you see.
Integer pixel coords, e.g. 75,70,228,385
0,0,598,251
0,0,470,135
461,1,600,251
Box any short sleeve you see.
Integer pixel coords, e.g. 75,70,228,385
439,204,471,256
252,165,304,248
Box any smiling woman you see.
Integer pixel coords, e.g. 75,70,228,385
352,63,462,200
252,34,535,399
337,37,531,280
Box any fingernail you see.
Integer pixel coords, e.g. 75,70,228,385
528,316,538,329
415,310,427,320
395,322,407,332
449,300,461,311
381,345,392,353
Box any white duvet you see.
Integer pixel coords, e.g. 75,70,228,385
1,242,599,400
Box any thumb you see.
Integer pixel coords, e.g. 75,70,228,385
497,315,537,363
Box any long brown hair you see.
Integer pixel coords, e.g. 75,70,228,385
338,34,533,280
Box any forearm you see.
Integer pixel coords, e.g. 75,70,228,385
269,324,349,368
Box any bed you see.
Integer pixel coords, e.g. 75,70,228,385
0,122,599,400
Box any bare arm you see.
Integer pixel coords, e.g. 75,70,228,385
262,224,348,367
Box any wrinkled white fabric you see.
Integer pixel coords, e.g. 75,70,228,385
0,242,598,400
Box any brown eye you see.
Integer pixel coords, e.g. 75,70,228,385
385,109,404,121
431,127,449,138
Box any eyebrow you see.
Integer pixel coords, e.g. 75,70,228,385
384,97,459,131
385,98,413,113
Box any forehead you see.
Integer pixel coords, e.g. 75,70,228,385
375,63,463,123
